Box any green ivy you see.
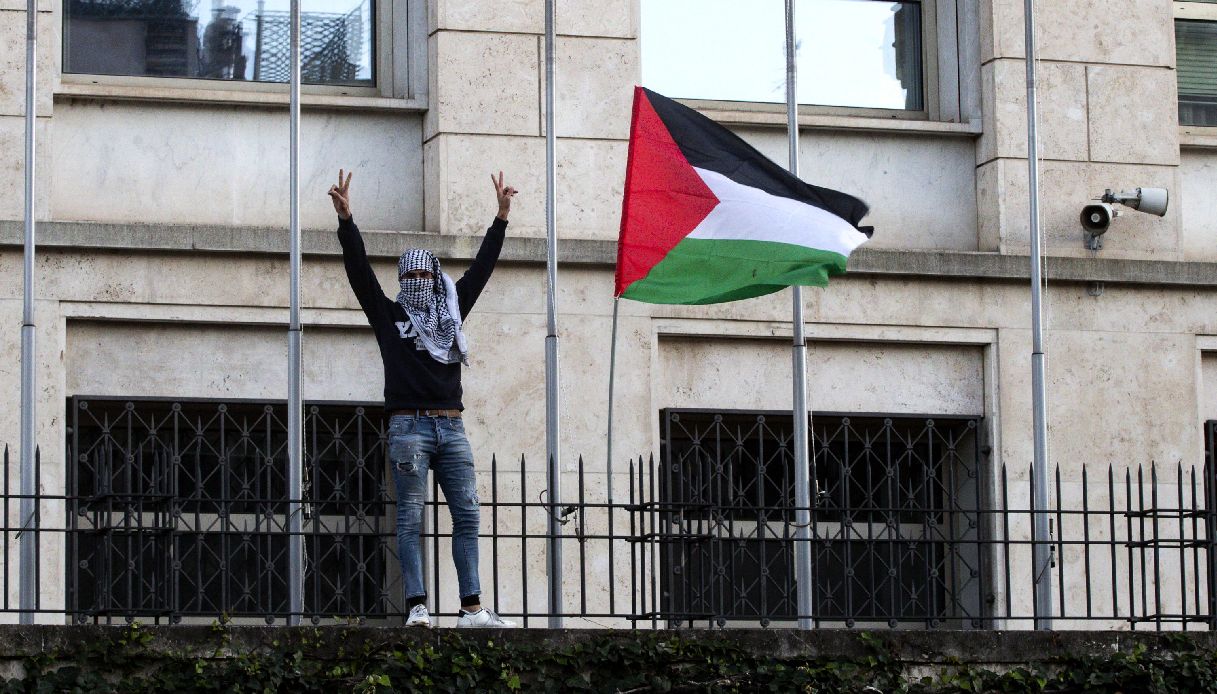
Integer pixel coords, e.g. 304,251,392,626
2,625,1216,693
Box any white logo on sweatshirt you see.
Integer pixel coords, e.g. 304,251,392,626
395,321,418,340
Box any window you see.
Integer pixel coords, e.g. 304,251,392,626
62,0,399,93
658,409,985,627
1176,1,1217,127
641,0,947,118
67,397,396,623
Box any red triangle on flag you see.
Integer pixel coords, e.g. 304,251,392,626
615,87,720,296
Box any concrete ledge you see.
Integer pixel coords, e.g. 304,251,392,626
4,220,1217,288
0,625,1214,664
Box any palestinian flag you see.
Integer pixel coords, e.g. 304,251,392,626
615,87,873,305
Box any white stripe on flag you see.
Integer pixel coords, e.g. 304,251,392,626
688,167,868,257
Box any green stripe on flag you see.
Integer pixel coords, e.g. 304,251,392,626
620,237,849,305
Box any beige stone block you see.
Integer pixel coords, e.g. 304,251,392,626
659,336,985,416
978,59,1088,164
48,102,424,230
429,133,623,241
1180,150,1217,262
0,115,50,221
975,159,1002,251
983,0,1174,66
557,0,635,37
732,126,980,252
556,138,627,240
427,134,547,237
979,158,1181,259
997,328,1198,477
426,31,540,139
430,0,542,34
1086,65,1179,166
0,10,55,117
553,37,637,139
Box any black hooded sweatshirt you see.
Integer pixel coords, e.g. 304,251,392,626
337,215,506,411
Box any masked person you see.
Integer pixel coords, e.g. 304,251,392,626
328,169,518,628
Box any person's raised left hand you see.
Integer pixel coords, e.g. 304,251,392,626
492,171,518,221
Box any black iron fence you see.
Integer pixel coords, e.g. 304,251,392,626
0,398,1213,629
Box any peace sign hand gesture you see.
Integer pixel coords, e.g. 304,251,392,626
329,169,353,220
492,170,518,221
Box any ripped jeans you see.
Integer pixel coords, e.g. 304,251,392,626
388,414,481,601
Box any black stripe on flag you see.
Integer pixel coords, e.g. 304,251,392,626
642,87,872,235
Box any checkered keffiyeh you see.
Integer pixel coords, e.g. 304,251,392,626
396,249,468,365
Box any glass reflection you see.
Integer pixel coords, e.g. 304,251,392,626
641,0,923,111
65,0,374,86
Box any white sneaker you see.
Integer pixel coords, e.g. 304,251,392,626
406,604,432,628
456,608,517,628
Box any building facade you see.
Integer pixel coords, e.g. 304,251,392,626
3,0,1217,628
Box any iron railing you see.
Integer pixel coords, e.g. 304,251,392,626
0,398,1213,629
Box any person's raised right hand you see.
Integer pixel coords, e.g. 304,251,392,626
328,169,353,220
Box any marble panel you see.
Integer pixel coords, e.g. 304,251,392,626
1179,150,1217,262
996,327,1199,479
0,115,50,220
425,31,540,139
426,134,547,237
978,59,1088,164
557,0,635,37
1087,65,1179,166
984,0,1174,67
48,102,425,230
0,10,55,117
553,37,637,139
732,126,979,252
659,337,985,416
430,0,542,34
978,158,1181,259
556,138,627,240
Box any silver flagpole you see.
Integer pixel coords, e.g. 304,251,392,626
18,0,38,625
606,298,620,500
286,0,304,626
785,0,815,630
1023,0,1053,630
543,0,564,628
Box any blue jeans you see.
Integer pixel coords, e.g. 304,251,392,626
388,415,481,601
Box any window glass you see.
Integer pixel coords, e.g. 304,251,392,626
641,0,923,111
1177,19,1217,126
64,0,374,86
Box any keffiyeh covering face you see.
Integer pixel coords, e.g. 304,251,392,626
396,249,469,365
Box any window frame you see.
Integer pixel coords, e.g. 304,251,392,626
640,0,978,127
1175,0,1217,138
56,0,427,110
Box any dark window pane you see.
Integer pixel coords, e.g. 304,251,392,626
1176,19,1217,126
64,0,374,86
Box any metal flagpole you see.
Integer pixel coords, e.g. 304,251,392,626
286,0,305,626
1023,0,1053,630
606,298,620,500
18,0,38,625
543,0,564,629
785,0,815,630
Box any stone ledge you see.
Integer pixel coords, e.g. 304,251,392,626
0,625,1213,664
4,220,1217,288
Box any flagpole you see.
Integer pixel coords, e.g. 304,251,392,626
1023,0,1053,630
286,0,305,626
784,0,816,631
543,0,564,629
606,298,620,500
18,0,38,625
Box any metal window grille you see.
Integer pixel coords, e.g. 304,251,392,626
657,410,983,627
68,397,395,623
